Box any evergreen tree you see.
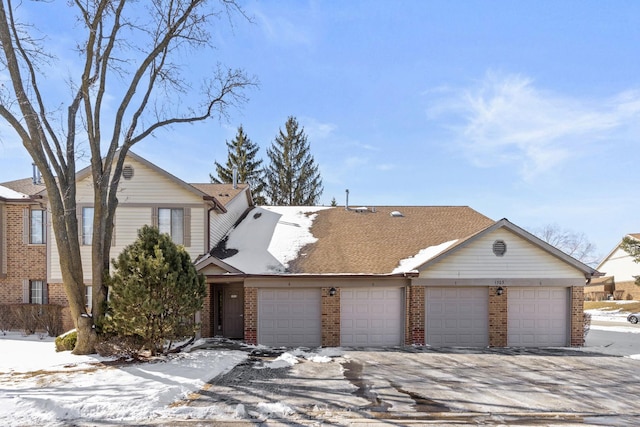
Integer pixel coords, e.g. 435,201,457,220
106,226,205,355
265,116,323,205
621,236,640,286
210,125,266,205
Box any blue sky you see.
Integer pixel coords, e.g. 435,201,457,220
1,0,640,261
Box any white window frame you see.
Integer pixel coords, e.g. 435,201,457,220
30,209,46,244
30,280,46,305
82,207,94,245
158,208,184,245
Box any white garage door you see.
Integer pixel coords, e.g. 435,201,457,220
341,288,404,347
426,287,489,346
258,289,321,347
508,287,568,347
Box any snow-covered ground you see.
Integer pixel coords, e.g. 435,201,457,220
587,304,640,334
2,305,640,426
0,333,338,426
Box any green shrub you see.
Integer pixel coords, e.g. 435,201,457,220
106,225,206,355
55,330,77,352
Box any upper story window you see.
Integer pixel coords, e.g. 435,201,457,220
158,208,184,245
30,209,46,244
82,207,94,245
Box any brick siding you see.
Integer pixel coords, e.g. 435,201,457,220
243,287,257,345
488,286,508,347
570,286,585,347
0,205,46,305
200,283,212,337
321,287,340,346
613,281,640,301
408,286,425,345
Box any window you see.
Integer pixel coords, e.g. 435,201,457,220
30,209,46,244
82,207,94,245
158,208,184,245
30,280,47,304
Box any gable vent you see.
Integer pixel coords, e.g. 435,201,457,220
122,165,134,180
492,240,507,256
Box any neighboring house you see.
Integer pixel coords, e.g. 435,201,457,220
2,151,253,331
589,234,640,301
0,179,49,310
196,205,600,348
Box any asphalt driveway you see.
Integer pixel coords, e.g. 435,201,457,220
185,345,640,426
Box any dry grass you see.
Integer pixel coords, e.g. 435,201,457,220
584,301,640,312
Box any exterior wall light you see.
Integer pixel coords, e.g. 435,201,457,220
496,286,504,296
329,287,337,296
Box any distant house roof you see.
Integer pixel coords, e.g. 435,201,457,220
207,205,496,274
190,183,250,207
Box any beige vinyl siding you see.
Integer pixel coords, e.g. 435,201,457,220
49,156,207,282
598,247,637,282
209,189,251,249
420,228,584,280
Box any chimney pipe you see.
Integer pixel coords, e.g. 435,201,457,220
232,165,238,190
345,189,349,210
32,163,41,185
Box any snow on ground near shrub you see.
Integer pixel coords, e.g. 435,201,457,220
0,333,247,426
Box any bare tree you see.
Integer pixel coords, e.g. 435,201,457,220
0,0,256,354
532,224,601,267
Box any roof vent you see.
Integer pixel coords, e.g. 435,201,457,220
493,240,507,256
390,211,404,217
122,165,134,180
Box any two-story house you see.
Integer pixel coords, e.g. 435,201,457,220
2,151,253,332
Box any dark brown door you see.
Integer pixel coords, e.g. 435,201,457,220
223,287,244,339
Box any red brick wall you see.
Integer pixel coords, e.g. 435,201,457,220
0,205,47,305
408,286,425,345
200,283,212,337
321,287,340,346
244,287,257,344
570,286,585,347
46,282,73,331
489,286,507,347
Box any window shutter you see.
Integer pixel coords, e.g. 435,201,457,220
22,279,30,303
183,208,191,247
43,210,47,244
111,213,116,247
151,207,158,228
43,282,49,304
77,206,83,244
23,208,30,244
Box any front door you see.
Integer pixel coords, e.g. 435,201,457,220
222,287,244,339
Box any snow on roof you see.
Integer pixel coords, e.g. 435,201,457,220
0,185,29,200
219,206,332,274
392,239,458,273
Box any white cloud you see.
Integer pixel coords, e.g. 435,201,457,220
428,72,640,181
252,7,314,47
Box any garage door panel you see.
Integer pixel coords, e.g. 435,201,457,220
258,289,321,347
508,287,568,347
426,287,489,347
341,288,403,347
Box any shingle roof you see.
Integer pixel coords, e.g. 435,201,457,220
288,206,494,274
190,183,249,207
0,178,46,196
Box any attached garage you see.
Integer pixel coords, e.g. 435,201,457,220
425,287,489,346
508,287,569,347
258,288,321,347
341,288,404,346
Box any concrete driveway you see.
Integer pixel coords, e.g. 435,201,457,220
185,345,640,426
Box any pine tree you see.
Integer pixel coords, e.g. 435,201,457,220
210,125,266,204
106,226,206,355
265,116,323,205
